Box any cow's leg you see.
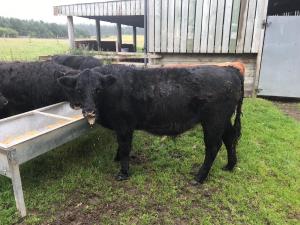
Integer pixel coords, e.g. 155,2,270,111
222,121,237,171
114,147,136,162
115,130,133,181
114,147,121,161
195,120,224,184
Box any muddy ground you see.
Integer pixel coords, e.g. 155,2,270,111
272,100,300,121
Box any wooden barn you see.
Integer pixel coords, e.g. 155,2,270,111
54,0,300,98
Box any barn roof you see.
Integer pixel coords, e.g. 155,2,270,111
53,0,145,27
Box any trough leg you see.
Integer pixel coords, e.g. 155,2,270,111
9,162,26,217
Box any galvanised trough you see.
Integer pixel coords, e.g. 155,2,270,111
0,102,90,217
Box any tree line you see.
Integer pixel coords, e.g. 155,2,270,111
0,17,143,39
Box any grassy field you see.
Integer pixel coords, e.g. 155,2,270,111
0,38,69,61
0,38,299,224
0,35,144,62
0,99,299,225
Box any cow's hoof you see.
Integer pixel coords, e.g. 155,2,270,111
115,172,129,181
190,179,201,186
114,155,120,162
222,164,235,171
194,174,207,184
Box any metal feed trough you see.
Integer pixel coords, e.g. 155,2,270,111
0,102,90,217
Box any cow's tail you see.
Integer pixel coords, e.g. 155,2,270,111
232,65,244,146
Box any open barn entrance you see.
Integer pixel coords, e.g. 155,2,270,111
54,0,147,64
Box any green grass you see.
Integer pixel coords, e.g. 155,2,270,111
0,36,144,62
0,99,299,224
0,38,68,61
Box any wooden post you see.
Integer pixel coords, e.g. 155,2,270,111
67,16,75,49
96,19,101,51
252,0,269,97
144,0,148,66
117,23,122,52
133,26,137,52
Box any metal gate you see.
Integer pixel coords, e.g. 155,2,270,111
258,16,300,98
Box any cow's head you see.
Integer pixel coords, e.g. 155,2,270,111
56,70,83,110
0,92,8,109
57,69,116,126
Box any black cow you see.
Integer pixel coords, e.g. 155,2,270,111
0,61,79,119
52,55,103,70
58,65,244,183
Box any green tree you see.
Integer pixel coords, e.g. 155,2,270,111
0,27,18,37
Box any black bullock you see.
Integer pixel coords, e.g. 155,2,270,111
58,65,244,183
52,55,103,70
0,61,79,118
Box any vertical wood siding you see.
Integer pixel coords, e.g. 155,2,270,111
187,0,197,53
173,0,182,53
215,0,225,53
55,0,268,54
167,0,175,52
200,0,211,53
193,0,204,53
154,0,161,52
147,0,267,54
160,0,168,52
148,0,155,52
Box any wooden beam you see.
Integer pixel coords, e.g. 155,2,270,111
96,19,101,51
133,26,137,52
252,0,269,96
67,16,75,49
117,23,122,52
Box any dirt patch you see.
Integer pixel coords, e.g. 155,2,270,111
273,101,300,121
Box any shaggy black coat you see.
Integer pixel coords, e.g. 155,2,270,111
0,61,78,118
58,65,244,183
0,91,8,109
52,55,103,70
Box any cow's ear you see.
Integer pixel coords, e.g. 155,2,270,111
55,70,79,77
57,75,78,89
54,71,66,77
101,75,116,88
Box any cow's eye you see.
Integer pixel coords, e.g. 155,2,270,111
95,88,101,94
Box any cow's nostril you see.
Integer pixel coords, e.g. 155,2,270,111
83,110,96,117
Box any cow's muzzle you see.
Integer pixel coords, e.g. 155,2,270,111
83,111,96,126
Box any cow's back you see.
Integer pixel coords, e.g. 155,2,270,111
99,65,243,135
0,61,74,115
53,55,102,70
